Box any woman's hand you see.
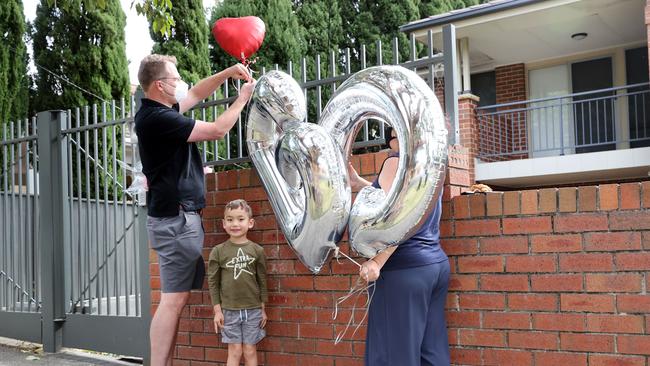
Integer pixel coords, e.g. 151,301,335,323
359,259,381,282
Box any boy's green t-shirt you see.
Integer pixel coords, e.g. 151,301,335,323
207,240,268,310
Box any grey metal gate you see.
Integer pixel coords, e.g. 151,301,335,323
0,104,150,360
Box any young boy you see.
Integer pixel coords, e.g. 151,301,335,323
208,199,268,366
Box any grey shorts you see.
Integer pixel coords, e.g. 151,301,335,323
221,308,266,345
147,210,205,293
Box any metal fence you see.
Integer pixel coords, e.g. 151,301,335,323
192,26,459,167
0,103,150,359
0,25,458,360
1,116,41,343
477,82,650,161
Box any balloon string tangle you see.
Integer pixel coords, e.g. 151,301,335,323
331,245,362,268
229,56,258,103
332,277,375,345
328,244,373,344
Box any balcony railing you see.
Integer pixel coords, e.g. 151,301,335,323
476,83,650,161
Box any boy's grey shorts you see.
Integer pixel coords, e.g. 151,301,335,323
221,308,266,345
147,210,205,293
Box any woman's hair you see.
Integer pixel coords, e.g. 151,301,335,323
382,125,394,150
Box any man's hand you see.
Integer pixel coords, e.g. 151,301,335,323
236,80,256,104
213,306,224,333
226,64,251,82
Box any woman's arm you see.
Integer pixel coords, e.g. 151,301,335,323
356,156,399,282
347,162,372,191
377,157,397,194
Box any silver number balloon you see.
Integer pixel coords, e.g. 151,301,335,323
319,66,448,258
247,71,350,273
246,66,447,272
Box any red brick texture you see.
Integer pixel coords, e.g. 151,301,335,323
495,64,526,106
458,95,479,184
479,63,528,161
150,154,650,365
444,184,650,366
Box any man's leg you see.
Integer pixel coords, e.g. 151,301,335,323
243,344,258,366
227,343,243,366
150,291,190,366
166,317,182,366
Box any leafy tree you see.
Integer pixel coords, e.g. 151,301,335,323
208,0,305,164
46,0,174,36
149,0,210,85
340,0,420,69
0,1,30,185
420,0,490,17
209,0,305,76
294,0,344,121
33,0,130,110
32,0,130,199
296,0,344,58
0,0,29,124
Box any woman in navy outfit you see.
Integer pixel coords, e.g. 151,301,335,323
348,127,451,366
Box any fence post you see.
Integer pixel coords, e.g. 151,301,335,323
443,24,459,145
37,110,69,353
137,205,151,365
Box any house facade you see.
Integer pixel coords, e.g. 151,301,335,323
402,0,650,188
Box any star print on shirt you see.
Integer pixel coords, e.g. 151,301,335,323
225,248,256,280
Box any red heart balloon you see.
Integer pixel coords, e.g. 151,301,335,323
212,16,266,62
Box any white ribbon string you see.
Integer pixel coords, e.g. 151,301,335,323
326,243,374,344
332,278,375,344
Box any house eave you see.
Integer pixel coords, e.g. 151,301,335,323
400,0,549,34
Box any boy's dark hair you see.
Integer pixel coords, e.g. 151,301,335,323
224,199,253,217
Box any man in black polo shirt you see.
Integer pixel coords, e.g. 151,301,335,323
135,54,254,366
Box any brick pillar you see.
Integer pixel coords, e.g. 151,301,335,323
458,94,480,184
444,145,472,199
495,63,527,158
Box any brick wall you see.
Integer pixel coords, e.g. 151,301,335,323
495,64,525,106
443,183,650,365
150,152,650,365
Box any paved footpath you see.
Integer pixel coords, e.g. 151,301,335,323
0,338,137,366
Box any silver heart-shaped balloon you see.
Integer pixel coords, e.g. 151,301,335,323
246,66,447,273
